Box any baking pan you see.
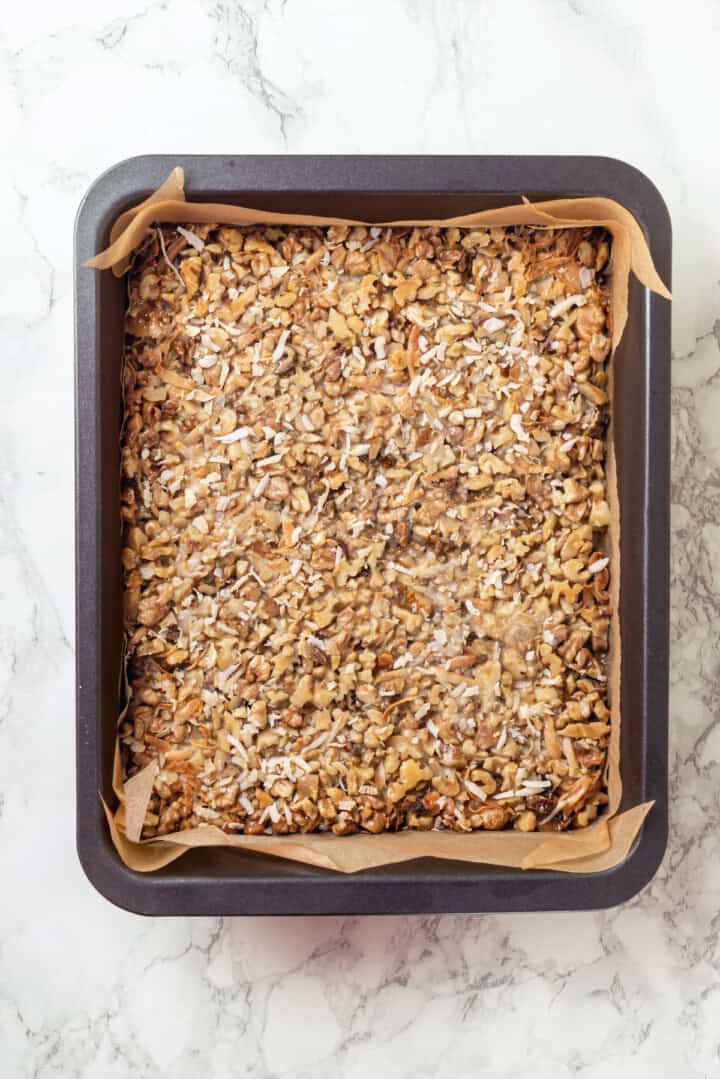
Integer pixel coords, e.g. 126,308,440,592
75,155,670,915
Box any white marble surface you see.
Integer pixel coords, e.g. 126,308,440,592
1,0,719,1074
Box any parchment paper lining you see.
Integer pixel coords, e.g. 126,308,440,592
89,167,669,875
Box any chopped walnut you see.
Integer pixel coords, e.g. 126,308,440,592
120,220,612,837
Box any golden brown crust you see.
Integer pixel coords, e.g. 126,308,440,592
120,221,612,838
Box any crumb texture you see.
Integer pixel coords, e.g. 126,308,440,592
121,221,612,837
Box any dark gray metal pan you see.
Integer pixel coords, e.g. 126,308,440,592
75,155,670,915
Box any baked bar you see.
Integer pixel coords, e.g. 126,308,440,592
120,220,612,837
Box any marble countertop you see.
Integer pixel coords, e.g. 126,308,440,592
2,0,719,1074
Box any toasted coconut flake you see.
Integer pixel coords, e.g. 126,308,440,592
483,317,505,333
176,225,205,251
549,293,586,319
464,780,488,802
588,557,609,574
272,329,291,363
216,426,252,444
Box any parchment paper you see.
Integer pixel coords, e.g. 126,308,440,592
89,166,669,875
